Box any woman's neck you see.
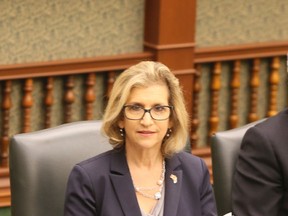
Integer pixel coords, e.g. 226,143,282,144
125,146,163,168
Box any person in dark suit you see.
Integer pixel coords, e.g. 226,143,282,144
64,61,217,216
232,108,288,216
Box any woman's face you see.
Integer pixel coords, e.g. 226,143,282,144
118,84,173,152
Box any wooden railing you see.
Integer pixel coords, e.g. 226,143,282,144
192,41,288,148
0,52,154,164
0,52,155,207
190,41,288,183
0,41,288,206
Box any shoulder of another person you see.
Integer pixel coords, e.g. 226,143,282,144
252,110,288,135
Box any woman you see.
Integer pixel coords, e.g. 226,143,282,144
64,61,217,216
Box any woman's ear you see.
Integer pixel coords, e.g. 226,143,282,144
168,119,173,128
118,120,124,128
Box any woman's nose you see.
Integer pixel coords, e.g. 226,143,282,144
140,111,153,124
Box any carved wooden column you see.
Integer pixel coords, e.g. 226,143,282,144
267,57,280,117
64,76,75,123
248,58,260,122
229,60,241,129
208,62,221,140
22,79,33,133
85,73,96,120
144,0,196,120
45,77,54,128
0,81,12,166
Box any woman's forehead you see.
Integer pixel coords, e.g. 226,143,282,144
126,84,170,105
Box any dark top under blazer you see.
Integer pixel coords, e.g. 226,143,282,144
64,148,217,216
233,108,288,216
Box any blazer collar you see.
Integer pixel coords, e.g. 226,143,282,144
109,149,183,216
109,149,142,216
163,154,183,216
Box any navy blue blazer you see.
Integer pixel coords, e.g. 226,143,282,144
64,148,217,216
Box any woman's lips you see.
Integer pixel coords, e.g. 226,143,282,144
137,130,155,136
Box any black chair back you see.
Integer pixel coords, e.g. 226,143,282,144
211,119,266,216
9,120,112,216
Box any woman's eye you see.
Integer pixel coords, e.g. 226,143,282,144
154,106,165,112
130,105,142,111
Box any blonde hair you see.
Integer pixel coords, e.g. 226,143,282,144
101,61,189,157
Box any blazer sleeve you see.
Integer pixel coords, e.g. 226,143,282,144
232,126,283,216
64,165,97,216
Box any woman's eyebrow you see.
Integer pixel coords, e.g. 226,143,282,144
125,102,143,106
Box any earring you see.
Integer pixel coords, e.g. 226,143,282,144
166,128,172,137
119,128,124,137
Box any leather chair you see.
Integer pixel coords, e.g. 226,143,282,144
9,120,112,216
211,119,266,216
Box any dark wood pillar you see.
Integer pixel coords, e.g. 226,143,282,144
144,0,196,118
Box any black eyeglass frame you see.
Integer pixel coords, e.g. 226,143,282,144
123,105,174,121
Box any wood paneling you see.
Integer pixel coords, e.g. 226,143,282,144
195,41,288,63
0,52,154,80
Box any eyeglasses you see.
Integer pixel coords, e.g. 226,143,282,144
123,105,173,121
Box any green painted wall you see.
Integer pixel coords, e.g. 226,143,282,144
196,0,288,47
2,1,288,63
1,0,145,65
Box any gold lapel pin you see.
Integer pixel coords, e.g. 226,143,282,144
170,174,177,184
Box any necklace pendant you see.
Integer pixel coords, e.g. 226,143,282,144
154,192,161,200
157,179,163,185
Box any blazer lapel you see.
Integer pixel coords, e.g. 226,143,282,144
164,156,183,216
109,149,142,216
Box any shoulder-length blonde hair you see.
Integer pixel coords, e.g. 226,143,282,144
101,61,189,157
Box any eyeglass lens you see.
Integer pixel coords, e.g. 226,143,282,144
124,105,172,120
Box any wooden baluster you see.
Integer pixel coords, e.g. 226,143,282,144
0,81,12,166
45,77,54,128
208,62,221,141
64,76,75,123
22,79,33,133
229,60,241,129
106,71,116,100
267,57,280,117
191,66,201,149
85,73,96,120
248,58,260,122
